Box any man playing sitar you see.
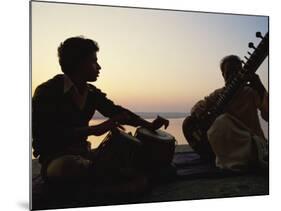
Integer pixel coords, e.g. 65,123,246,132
183,53,268,170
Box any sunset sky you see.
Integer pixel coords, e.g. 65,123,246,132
31,1,268,113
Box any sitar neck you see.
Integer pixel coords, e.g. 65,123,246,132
202,32,269,120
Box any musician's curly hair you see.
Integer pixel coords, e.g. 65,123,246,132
220,55,242,73
58,36,99,74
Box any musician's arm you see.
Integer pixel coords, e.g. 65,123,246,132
93,87,169,130
124,113,169,130
247,74,269,122
110,110,169,130
259,92,269,122
74,119,124,137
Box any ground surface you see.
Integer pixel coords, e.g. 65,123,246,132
31,145,269,210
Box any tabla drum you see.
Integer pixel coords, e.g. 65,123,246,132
94,129,143,172
134,127,176,167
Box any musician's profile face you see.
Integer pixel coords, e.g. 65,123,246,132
79,52,101,82
222,60,242,82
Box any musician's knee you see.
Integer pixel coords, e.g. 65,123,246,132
46,155,91,182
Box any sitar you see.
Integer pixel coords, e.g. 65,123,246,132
182,32,269,160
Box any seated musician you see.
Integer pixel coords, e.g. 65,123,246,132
183,55,268,171
32,36,169,185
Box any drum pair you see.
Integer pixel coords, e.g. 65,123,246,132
94,127,176,171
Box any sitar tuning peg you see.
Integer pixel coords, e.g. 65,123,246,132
248,42,256,50
244,56,249,60
241,60,246,65
247,51,252,56
256,32,264,39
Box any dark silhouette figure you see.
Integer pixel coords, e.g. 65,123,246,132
32,36,169,185
183,55,268,171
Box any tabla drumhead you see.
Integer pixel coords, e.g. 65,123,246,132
117,130,142,145
135,127,175,142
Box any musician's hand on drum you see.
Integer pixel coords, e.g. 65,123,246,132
89,122,111,136
116,123,126,131
151,116,169,130
89,119,125,136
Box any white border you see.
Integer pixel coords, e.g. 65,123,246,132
1,0,279,211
